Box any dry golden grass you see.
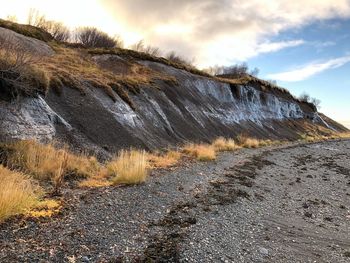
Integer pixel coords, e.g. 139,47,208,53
38,46,177,108
147,150,181,168
0,165,41,222
183,143,216,161
26,199,62,218
300,132,350,142
212,137,237,151
107,149,148,185
5,140,101,189
236,135,260,148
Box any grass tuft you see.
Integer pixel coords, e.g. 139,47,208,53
107,149,148,185
236,135,260,148
183,144,216,161
4,140,101,191
0,165,41,222
212,137,237,151
147,150,181,169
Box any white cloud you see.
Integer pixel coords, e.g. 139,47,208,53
101,0,350,67
256,40,305,53
2,0,350,67
267,55,350,81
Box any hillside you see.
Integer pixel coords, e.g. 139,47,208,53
1,21,348,157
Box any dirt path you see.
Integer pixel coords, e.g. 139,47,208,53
1,140,350,262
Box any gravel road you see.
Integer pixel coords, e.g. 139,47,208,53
1,140,350,262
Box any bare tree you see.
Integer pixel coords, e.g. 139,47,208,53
0,35,45,98
44,21,71,42
27,9,71,42
27,8,46,28
75,27,122,48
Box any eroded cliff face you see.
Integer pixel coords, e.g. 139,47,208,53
0,30,346,155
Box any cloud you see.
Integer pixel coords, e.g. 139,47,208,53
267,55,350,81
6,0,349,67
99,0,350,67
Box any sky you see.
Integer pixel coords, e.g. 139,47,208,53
0,0,349,128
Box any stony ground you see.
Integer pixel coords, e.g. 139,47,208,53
1,140,350,262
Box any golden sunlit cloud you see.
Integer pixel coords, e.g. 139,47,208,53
1,0,350,67
0,0,141,45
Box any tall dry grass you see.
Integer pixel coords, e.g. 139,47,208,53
183,143,216,161
107,149,148,185
212,137,237,151
236,135,260,148
0,165,41,222
147,150,181,168
5,140,101,189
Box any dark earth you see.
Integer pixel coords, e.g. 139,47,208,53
1,139,350,262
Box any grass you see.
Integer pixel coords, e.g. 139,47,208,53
0,19,53,42
212,137,237,151
300,132,350,142
0,165,41,222
236,135,261,148
107,149,148,185
4,140,100,189
147,150,181,168
39,45,177,109
183,143,217,161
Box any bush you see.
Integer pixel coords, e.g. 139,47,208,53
0,35,49,98
299,92,321,110
166,51,193,66
0,165,41,222
27,9,70,42
107,149,148,185
75,27,122,48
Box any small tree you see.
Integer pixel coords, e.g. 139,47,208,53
75,27,122,48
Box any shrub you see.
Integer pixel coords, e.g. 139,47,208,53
299,92,321,110
166,51,193,66
75,27,122,48
43,21,70,42
0,165,41,222
0,35,49,98
183,144,216,161
107,149,148,185
212,137,237,151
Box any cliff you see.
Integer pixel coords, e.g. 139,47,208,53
0,24,347,156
